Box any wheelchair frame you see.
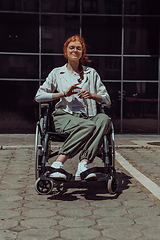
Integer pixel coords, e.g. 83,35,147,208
34,101,118,195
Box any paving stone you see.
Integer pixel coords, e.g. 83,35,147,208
127,206,160,217
58,208,92,218
93,208,128,217
0,201,21,210
142,226,160,239
134,216,160,227
60,227,101,240
24,194,52,201
24,201,56,209
1,179,26,189
17,229,59,240
22,209,57,218
0,188,25,196
90,200,121,208
123,199,154,208
102,227,142,240
0,230,17,240
57,200,90,209
117,191,147,201
0,219,18,230
5,195,23,202
59,217,96,227
0,209,21,219
20,218,57,228
1,136,160,240
97,216,134,227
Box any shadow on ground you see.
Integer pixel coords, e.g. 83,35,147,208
47,172,132,201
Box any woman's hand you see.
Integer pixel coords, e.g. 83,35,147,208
78,89,92,99
78,90,103,103
65,83,82,97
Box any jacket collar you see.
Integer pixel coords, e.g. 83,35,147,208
60,64,91,73
59,64,91,86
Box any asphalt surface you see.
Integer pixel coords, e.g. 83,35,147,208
0,134,160,240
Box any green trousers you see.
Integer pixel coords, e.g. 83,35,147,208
52,109,111,162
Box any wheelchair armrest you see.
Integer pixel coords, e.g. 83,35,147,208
39,101,57,132
99,103,111,113
40,102,50,109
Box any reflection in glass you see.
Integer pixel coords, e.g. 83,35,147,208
82,0,122,14
124,17,159,55
85,56,121,80
0,55,39,79
124,57,158,80
82,16,121,54
0,81,39,133
41,0,80,13
102,82,121,133
41,55,66,79
0,0,39,11
124,0,160,15
0,13,39,53
123,82,158,133
104,82,121,116
41,15,80,53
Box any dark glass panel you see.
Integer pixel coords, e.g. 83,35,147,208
124,57,158,80
41,55,66,79
82,0,98,13
42,55,120,80
104,81,121,116
0,13,39,53
41,15,80,53
82,0,122,14
123,82,158,133
124,17,159,55
85,56,121,80
41,0,80,13
82,16,122,54
0,55,39,79
124,0,160,15
0,0,39,12
102,82,121,133
0,81,39,133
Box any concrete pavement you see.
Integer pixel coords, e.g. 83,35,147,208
0,134,160,240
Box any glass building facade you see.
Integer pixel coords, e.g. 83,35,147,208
0,0,160,134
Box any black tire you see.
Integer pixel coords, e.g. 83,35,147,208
35,118,44,180
108,169,118,194
35,177,53,195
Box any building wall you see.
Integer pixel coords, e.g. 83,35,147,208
0,0,160,133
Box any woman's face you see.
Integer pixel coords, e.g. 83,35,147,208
67,41,83,62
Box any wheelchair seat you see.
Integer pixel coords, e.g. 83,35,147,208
34,101,118,195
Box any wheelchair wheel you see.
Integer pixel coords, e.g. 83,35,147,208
35,118,44,180
108,122,115,168
35,178,53,195
108,169,118,194
111,123,115,168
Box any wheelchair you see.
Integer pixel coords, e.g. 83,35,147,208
34,101,118,195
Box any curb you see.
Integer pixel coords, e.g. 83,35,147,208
0,144,156,150
0,145,61,150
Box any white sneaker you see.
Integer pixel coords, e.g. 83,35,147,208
49,162,67,180
75,162,96,181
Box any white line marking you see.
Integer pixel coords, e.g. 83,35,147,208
116,151,160,200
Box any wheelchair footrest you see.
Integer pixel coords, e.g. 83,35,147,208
80,167,110,180
40,175,53,182
45,166,73,182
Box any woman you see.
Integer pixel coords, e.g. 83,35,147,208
35,35,111,181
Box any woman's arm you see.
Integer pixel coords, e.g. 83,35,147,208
78,91,102,103
35,91,65,102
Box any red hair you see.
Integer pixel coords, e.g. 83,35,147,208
63,35,90,81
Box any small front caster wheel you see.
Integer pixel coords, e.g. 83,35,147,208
35,178,53,195
108,175,118,194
